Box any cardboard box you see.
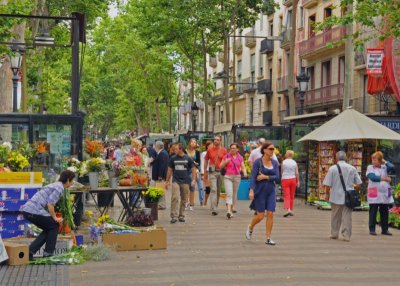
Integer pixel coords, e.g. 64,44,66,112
102,227,167,251
3,241,29,265
6,236,74,257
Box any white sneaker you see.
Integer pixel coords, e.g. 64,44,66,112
245,225,252,240
189,206,194,211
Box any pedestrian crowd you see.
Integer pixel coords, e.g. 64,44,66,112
17,135,395,261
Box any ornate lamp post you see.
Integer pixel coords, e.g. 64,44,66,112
191,101,199,132
296,66,310,115
10,43,23,112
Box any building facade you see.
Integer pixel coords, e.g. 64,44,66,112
179,0,398,134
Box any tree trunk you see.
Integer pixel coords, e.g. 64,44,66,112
155,100,161,132
201,32,209,132
223,33,231,123
288,0,298,116
190,59,195,130
343,3,353,110
134,108,144,135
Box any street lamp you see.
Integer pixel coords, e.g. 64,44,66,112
10,43,23,112
191,101,199,132
296,66,310,115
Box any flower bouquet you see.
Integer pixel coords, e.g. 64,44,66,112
143,187,164,204
86,157,105,172
66,158,82,175
7,150,30,171
84,139,104,158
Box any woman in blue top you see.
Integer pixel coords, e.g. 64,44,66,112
245,141,280,245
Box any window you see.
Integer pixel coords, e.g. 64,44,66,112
299,7,304,28
269,20,274,37
339,56,345,84
307,66,315,89
324,7,332,32
259,99,262,115
237,60,242,83
213,72,217,88
212,107,216,126
260,13,264,30
321,61,331,87
309,15,316,38
250,54,256,82
279,16,283,34
220,109,224,124
259,53,264,77
278,59,282,77
250,98,254,123
286,52,290,77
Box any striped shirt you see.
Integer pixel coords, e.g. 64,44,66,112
20,181,64,216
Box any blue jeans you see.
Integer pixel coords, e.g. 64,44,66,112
190,173,205,204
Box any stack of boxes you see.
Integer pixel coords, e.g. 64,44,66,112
0,188,38,239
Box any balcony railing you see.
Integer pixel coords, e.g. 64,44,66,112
242,77,257,92
235,83,244,94
257,79,272,95
302,0,318,9
283,0,292,7
277,75,288,92
299,26,346,57
245,30,256,48
280,28,291,50
304,83,344,106
209,56,217,68
260,39,274,54
234,38,243,54
218,52,224,62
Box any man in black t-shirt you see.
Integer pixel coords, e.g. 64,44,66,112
166,143,196,223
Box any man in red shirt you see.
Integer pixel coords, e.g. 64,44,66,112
204,135,227,215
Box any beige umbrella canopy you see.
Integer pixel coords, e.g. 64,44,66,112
298,107,400,142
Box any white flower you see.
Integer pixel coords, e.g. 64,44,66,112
68,258,73,264
2,142,12,149
67,166,78,173
71,158,81,164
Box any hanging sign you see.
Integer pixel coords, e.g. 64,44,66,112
367,48,384,75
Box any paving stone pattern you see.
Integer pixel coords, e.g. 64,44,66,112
0,265,69,286
70,196,400,286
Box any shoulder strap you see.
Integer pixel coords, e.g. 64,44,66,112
336,164,347,193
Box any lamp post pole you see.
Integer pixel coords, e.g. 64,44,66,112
12,72,19,112
296,66,310,115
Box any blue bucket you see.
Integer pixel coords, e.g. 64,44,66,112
238,179,251,200
75,234,84,246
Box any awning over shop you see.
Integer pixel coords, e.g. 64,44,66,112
298,107,400,142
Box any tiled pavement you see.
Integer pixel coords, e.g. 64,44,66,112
0,264,69,286
70,197,400,286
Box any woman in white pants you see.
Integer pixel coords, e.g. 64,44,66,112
220,143,247,219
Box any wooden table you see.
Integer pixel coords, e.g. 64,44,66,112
71,186,147,222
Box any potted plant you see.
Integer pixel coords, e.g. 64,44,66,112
86,157,105,190
143,187,164,220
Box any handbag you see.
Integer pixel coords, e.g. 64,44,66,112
337,164,361,209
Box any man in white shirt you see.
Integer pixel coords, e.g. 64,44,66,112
248,138,278,169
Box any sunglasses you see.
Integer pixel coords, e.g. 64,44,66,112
267,147,275,151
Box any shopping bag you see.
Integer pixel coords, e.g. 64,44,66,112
0,237,9,263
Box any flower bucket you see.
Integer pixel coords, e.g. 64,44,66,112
144,202,158,221
88,172,99,190
110,178,118,189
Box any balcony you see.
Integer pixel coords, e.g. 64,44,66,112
283,0,292,7
277,75,288,93
218,52,224,62
209,56,217,68
245,30,256,48
299,26,346,59
234,38,243,54
304,83,344,106
302,0,318,9
181,103,192,114
242,77,257,92
280,28,291,50
257,79,272,95
260,39,274,54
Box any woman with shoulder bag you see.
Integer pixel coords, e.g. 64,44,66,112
186,138,204,209
366,151,395,236
220,143,247,219
245,141,280,245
